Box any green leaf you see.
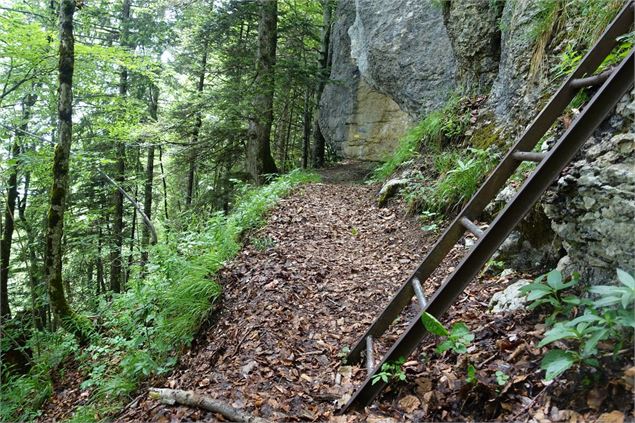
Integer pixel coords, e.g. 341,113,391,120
541,349,576,380
539,324,577,347
435,339,453,354
520,282,551,294
526,289,551,301
421,312,449,337
592,296,621,307
566,312,603,327
589,285,618,296
450,322,470,337
617,269,635,289
582,328,608,357
546,270,564,290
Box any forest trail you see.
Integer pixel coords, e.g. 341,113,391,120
119,167,430,421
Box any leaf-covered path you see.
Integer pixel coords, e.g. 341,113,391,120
119,178,430,421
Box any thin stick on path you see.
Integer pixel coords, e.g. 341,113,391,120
149,388,269,423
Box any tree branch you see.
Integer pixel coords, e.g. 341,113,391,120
149,388,269,423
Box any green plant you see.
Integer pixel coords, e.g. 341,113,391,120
520,269,584,325
252,236,276,251
371,357,406,385
418,147,499,215
535,269,635,381
421,312,474,354
466,364,477,384
495,370,509,386
350,227,359,237
372,96,467,181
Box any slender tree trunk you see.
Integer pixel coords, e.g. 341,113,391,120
110,0,131,293
186,43,208,207
96,226,104,295
18,169,46,329
311,0,333,168
302,87,312,169
141,85,158,271
159,146,169,221
246,0,279,185
44,0,89,343
1,136,19,320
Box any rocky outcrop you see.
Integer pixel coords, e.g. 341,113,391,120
442,0,504,94
318,0,413,161
487,0,544,126
347,0,456,116
543,93,635,282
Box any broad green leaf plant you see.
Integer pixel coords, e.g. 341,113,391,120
523,269,635,381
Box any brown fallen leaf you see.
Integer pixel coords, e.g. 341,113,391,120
398,394,421,413
586,388,606,410
597,411,625,423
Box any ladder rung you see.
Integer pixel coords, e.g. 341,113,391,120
365,336,374,373
569,68,613,89
460,217,484,238
511,151,547,162
411,277,427,309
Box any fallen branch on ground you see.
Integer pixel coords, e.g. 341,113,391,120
148,388,268,423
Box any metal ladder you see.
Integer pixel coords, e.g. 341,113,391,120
340,0,634,412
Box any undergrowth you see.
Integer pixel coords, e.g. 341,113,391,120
372,96,468,181
0,170,319,422
405,147,500,216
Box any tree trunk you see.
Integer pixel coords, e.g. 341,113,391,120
302,87,312,169
1,133,19,321
186,43,208,207
96,226,104,295
110,0,131,293
311,0,333,168
44,0,89,343
141,85,158,272
18,168,47,329
246,0,279,185
159,146,169,221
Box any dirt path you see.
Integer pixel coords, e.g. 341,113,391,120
119,179,430,421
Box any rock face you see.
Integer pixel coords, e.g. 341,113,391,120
318,0,413,161
543,93,635,282
347,0,456,116
442,0,504,94
487,0,543,125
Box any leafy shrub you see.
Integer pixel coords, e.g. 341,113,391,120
371,357,406,385
523,269,635,381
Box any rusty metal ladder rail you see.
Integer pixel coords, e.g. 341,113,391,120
340,0,634,412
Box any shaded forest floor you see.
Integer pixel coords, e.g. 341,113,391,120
40,163,633,422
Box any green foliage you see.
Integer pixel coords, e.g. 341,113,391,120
371,357,406,385
520,269,583,325
436,323,475,355
407,147,499,215
523,269,635,381
495,370,509,386
421,312,474,355
372,97,468,181
0,332,78,422
465,364,477,384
